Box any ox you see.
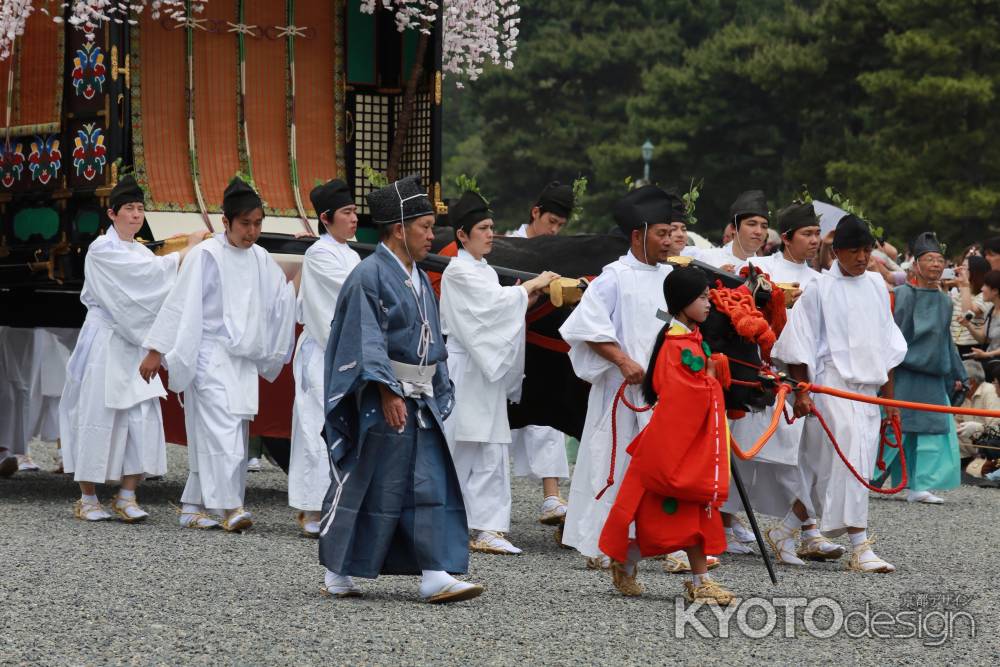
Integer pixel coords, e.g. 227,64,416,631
428,229,779,439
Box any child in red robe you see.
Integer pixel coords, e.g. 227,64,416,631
599,266,735,605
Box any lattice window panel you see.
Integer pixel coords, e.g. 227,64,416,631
394,92,433,187
352,92,433,214
352,93,391,215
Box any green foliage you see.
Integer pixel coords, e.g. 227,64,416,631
571,176,588,224
361,163,389,188
454,173,487,202
444,0,1000,245
445,0,700,231
683,178,704,226
823,186,884,241
231,170,255,189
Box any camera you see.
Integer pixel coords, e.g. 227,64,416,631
964,311,975,321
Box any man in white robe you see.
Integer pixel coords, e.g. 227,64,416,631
0,326,78,475
507,181,577,524
698,190,770,275
441,190,559,555
772,214,907,573
0,327,34,477
0,326,10,476
142,177,297,533
26,327,79,471
61,176,203,521
696,189,772,552
289,180,361,537
559,185,679,566
722,202,846,565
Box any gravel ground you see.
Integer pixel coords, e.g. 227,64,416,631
2,440,999,666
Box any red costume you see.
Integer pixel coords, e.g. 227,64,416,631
599,324,729,562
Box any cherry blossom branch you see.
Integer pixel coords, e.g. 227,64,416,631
360,0,520,83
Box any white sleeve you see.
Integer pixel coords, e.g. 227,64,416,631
771,280,822,378
440,262,528,383
558,270,620,383
299,247,357,349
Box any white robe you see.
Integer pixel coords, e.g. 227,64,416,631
698,241,759,273
61,228,179,483
144,234,296,511
724,252,820,517
441,249,528,532
772,262,907,536
558,251,671,557
28,327,78,443
289,234,360,512
506,223,571,479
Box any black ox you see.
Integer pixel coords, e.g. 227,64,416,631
430,230,778,440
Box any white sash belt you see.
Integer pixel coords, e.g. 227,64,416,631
389,359,435,398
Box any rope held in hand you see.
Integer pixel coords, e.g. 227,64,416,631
728,384,790,460
595,367,1000,501
808,408,908,494
594,382,652,501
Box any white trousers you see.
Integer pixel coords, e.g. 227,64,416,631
450,441,511,533
510,425,570,480
289,335,329,511
61,324,167,484
722,457,813,519
180,371,250,512
801,363,881,537
0,380,29,455
63,399,166,484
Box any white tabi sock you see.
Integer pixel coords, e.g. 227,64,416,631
625,541,641,576
419,570,472,598
781,511,800,533
802,527,822,539
324,570,356,592
420,569,453,593
182,503,203,515
691,573,707,586
848,531,881,564
81,494,99,505
117,488,136,500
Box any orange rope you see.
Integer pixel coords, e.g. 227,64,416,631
729,384,790,460
799,382,1000,419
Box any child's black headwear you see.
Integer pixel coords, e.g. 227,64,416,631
665,266,709,316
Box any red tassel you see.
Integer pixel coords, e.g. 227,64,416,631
712,352,731,390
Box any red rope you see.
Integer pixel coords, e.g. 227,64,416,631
594,381,652,500
808,407,907,494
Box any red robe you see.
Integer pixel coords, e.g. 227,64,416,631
599,324,729,561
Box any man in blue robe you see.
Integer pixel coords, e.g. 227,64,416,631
885,232,967,503
317,175,482,603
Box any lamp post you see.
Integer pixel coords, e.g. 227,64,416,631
642,139,654,182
